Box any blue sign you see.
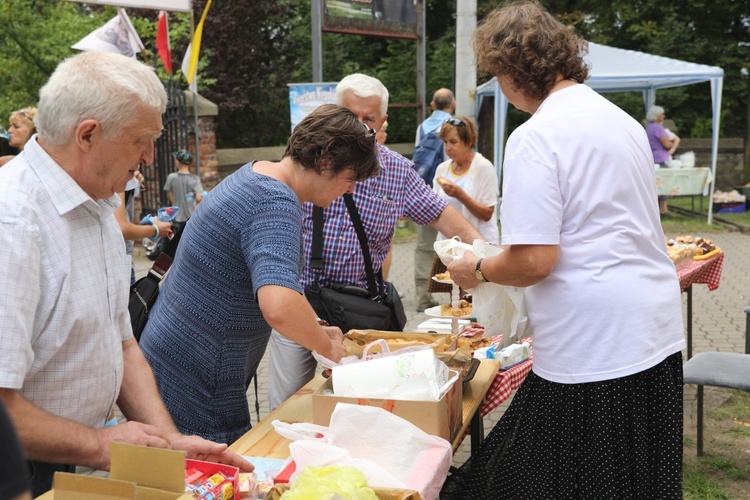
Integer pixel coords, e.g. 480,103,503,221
288,82,338,132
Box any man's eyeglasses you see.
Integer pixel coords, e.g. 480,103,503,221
445,118,464,127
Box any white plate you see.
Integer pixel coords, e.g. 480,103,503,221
431,276,454,284
424,305,474,319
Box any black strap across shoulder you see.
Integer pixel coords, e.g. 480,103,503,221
311,193,382,299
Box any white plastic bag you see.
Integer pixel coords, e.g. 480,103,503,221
470,240,528,346
433,236,474,266
332,345,453,401
273,403,452,500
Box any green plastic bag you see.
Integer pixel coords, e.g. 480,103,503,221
280,466,377,500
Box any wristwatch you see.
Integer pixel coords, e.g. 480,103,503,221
475,258,490,282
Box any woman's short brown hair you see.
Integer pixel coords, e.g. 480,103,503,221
284,104,380,182
473,0,589,102
439,116,478,149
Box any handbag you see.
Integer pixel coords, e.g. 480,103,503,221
304,193,407,333
129,224,183,341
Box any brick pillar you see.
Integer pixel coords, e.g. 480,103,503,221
185,91,220,190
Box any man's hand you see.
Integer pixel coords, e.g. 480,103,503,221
166,433,254,471
93,421,171,470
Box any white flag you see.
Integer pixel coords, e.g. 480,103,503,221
181,43,197,94
72,8,145,58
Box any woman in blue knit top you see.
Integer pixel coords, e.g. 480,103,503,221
139,105,380,444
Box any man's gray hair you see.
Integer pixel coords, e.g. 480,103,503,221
335,73,389,117
646,105,665,123
35,51,167,145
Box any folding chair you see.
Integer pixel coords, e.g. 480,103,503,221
682,307,750,456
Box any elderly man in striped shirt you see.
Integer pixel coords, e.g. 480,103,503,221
268,73,483,410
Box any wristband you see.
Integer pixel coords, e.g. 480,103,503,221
151,221,160,237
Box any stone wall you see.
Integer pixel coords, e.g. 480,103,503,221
215,138,746,191
679,138,745,190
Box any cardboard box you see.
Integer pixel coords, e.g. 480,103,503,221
39,443,239,500
713,201,746,214
344,330,457,356
312,372,463,442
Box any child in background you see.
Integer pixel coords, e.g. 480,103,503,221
164,150,204,230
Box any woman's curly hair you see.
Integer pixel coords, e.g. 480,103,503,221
473,0,590,102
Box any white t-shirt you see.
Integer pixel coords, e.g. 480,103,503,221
433,152,499,244
501,84,685,384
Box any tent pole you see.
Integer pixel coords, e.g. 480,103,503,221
707,77,723,225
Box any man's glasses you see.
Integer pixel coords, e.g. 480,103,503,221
445,118,465,127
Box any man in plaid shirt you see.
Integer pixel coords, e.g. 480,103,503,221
268,73,484,409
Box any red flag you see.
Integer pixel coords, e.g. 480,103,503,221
156,10,172,74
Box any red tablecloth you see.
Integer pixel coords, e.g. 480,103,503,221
462,253,724,419
482,356,533,417
459,329,534,416
676,251,724,292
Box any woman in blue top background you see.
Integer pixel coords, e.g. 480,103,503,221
139,104,380,444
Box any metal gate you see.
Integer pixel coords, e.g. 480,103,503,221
140,78,189,217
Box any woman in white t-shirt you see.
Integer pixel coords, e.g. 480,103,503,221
442,2,685,498
432,116,499,244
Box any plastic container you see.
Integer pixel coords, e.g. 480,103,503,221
140,206,180,250
679,151,696,168
713,202,746,214
668,159,684,169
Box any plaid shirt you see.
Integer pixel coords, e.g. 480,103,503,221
301,143,447,289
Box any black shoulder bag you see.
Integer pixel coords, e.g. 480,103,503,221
129,224,184,341
304,193,407,333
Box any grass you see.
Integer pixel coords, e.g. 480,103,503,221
683,390,750,498
665,196,750,233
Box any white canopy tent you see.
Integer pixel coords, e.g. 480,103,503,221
476,42,724,223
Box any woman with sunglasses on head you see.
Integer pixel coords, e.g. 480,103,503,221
433,116,499,244
0,107,37,167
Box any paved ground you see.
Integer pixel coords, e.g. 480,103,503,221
129,230,750,469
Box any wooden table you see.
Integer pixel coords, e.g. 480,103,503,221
677,251,724,359
229,359,501,458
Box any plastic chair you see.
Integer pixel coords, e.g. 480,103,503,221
682,307,750,456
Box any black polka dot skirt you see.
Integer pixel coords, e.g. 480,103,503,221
441,352,683,499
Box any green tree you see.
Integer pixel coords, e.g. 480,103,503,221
0,1,110,124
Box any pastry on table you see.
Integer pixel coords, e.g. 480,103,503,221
441,299,473,317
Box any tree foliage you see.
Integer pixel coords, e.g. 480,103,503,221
0,1,108,123
0,0,747,151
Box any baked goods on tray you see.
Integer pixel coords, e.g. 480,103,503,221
665,235,718,264
433,270,451,281
440,299,472,317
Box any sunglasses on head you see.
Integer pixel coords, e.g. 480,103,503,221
445,118,464,127
16,110,32,121
361,121,377,140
